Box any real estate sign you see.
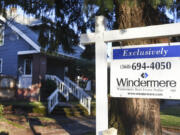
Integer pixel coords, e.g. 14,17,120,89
111,44,180,99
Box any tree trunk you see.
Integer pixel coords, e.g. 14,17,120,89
109,98,161,135
109,0,168,134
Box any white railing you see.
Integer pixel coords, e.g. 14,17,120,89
46,75,92,114
46,75,69,101
47,89,59,113
64,76,92,114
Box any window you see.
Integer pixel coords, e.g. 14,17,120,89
24,59,32,75
0,25,4,46
0,59,2,73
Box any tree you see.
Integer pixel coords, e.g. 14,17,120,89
0,0,89,53
84,0,173,135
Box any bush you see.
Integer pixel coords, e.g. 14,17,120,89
31,102,47,116
40,79,57,101
0,104,4,116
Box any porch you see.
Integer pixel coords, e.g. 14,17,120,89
18,53,67,88
17,52,93,114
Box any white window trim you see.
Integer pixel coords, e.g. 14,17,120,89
24,59,32,75
18,50,39,55
0,58,2,73
0,26,4,46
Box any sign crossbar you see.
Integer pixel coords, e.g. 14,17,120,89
81,22,180,45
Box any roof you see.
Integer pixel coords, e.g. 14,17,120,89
0,15,84,60
0,15,40,51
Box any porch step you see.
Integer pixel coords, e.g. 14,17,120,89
51,103,89,117
57,102,73,107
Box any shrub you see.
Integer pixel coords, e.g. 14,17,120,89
0,104,4,116
30,102,47,116
40,79,57,101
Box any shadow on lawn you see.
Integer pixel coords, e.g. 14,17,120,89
49,108,95,135
0,99,95,135
26,117,42,135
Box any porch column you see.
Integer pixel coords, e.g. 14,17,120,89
32,54,47,84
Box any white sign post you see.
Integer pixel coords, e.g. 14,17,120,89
80,16,180,135
81,16,108,135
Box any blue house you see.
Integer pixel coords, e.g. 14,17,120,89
0,16,84,88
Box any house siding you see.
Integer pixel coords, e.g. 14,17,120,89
0,26,35,77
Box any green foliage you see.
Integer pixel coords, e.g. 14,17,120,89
32,106,46,116
45,79,57,92
67,60,95,81
0,0,85,53
0,104,4,116
41,79,57,101
84,0,174,16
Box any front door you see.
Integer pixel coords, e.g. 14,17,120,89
18,59,32,88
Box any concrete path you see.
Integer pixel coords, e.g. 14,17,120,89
49,116,95,135
28,115,95,135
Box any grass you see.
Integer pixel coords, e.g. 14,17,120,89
160,106,180,128
161,115,180,128
0,100,47,107
0,117,25,129
37,116,56,122
0,100,47,116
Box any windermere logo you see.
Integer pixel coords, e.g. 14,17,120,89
116,78,176,88
141,73,148,78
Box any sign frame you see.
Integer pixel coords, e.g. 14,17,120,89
80,15,180,135
111,42,180,99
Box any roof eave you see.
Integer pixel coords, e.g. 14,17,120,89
0,15,40,52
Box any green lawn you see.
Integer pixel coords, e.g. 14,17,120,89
0,100,47,116
0,117,26,129
160,106,180,128
1,100,180,131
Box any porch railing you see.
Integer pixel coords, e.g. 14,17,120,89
64,76,91,114
47,88,59,113
46,75,92,115
45,75,69,101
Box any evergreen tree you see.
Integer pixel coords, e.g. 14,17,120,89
84,0,173,135
0,0,88,53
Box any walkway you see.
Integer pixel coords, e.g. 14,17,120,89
0,114,95,135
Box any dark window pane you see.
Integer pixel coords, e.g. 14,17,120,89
25,59,32,75
0,60,2,73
